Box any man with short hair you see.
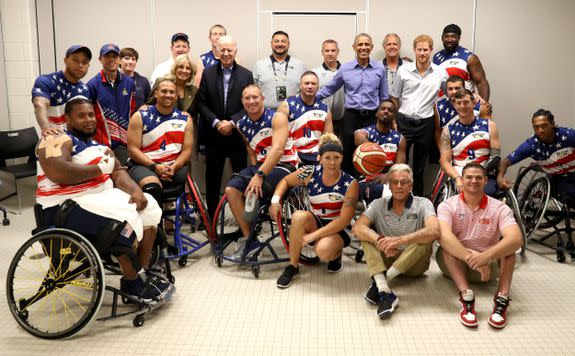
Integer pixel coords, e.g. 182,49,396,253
197,35,253,217
317,33,389,174
439,89,501,196
277,71,333,165
433,24,490,101
224,85,297,259
312,39,344,139
32,45,92,137
437,163,522,329
382,33,406,91
352,163,439,319
150,32,190,84
87,43,136,164
391,34,446,196
497,109,575,204
36,96,167,300
253,31,307,109
195,24,227,86
120,47,151,110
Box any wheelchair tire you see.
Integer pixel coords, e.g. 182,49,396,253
6,229,105,339
432,177,456,211
187,176,214,240
518,176,551,240
512,165,546,204
505,189,528,255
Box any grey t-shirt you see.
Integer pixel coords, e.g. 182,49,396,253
253,55,307,109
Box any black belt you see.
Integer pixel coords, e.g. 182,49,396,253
399,113,433,126
346,108,376,117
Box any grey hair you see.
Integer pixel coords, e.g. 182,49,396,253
388,163,413,182
218,35,236,48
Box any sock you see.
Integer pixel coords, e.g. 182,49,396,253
497,292,509,299
386,266,401,282
373,273,390,293
461,289,474,301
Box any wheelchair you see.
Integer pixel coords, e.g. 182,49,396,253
156,174,213,272
6,203,174,339
512,165,575,262
430,169,528,255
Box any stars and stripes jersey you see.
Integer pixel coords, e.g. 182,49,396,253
36,131,113,208
433,46,475,97
286,95,328,156
356,125,402,167
435,97,481,128
200,50,219,68
31,71,90,131
139,105,188,164
306,165,355,220
87,70,136,149
507,127,575,176
446,116,490,167
237,108,298,166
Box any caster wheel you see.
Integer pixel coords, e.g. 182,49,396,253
178,256,188,267
355,250,364,263
252,265,260,278
215,256,222,267
133,315,145,327
557,251,566,263
2,218,9,226
168,274,176,284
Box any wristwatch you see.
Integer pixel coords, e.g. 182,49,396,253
255,169,265,178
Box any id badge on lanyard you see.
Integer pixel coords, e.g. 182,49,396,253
271,55,290,102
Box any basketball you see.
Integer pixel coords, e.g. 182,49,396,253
353,142,387,176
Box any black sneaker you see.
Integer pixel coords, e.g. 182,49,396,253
277,265,299,289
327,254,342,273
377,291,399,318
364,281,379,305
120,277,153,303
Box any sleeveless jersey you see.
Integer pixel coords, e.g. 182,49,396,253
435,97,481,128
200,50,219,68
507,126,575,176
446,116,490,167
140,105,188,164
31,71,90,131
357,125,402,167
36,131,113,207
287,95,328,156
433,45,475,96
237,108,298,165
306,165,355,220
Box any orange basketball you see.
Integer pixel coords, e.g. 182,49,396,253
353,142,387,176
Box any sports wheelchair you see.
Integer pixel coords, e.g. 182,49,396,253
6,203,174,339
512,165,575,262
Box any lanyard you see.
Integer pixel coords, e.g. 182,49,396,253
270,55,290,82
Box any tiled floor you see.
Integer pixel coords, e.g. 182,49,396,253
1,180,575,355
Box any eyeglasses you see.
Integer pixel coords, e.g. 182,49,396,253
389,179,412,186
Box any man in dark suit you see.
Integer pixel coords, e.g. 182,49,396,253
198,35,254,217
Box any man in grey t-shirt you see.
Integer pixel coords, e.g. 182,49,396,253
352,163,439,319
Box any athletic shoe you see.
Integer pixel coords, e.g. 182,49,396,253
488,294,510,329
231,239,262,261
459,291,478,328
277,265,299,289
327,254,343,273
364,281,379,305
377,291,398,318
120,277,160,303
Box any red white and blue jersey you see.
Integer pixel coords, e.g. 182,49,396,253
306,165,355,220
436,97,481,128
31,71,90,131
433,46,475,97
237,108,298,166
357,125,402,167
507,127,575,176
287,95,328,156
87,70,136,149
446,116,490,167
200,50,219,68
36,131,113,207
140,105,188,164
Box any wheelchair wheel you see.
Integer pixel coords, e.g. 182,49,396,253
513,165,546,204
187,175,214,240
505,189,528,255
433,176,456,210
6,229,105,339
278,186,320,265
212,196,243,255
518,176,551,240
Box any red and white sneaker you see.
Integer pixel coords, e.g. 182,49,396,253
488,294,510,329
458,290,478,328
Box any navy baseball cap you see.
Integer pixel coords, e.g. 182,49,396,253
99,43,120,57
65,45,92,60
171,32,189,43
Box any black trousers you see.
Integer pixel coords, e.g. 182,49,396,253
396,113,435,197
342,109,376,175
205,139,247,218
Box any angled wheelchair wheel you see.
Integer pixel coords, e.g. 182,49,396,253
212,196,243,256
505,189,528,255
6,229,105,339
513,165,546,204
518,176,551,240
433,176,456,211
187,175,214,240
278,186,319,265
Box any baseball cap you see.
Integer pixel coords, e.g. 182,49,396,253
171,32,189,44
99,43,120,57
65,45,92,60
